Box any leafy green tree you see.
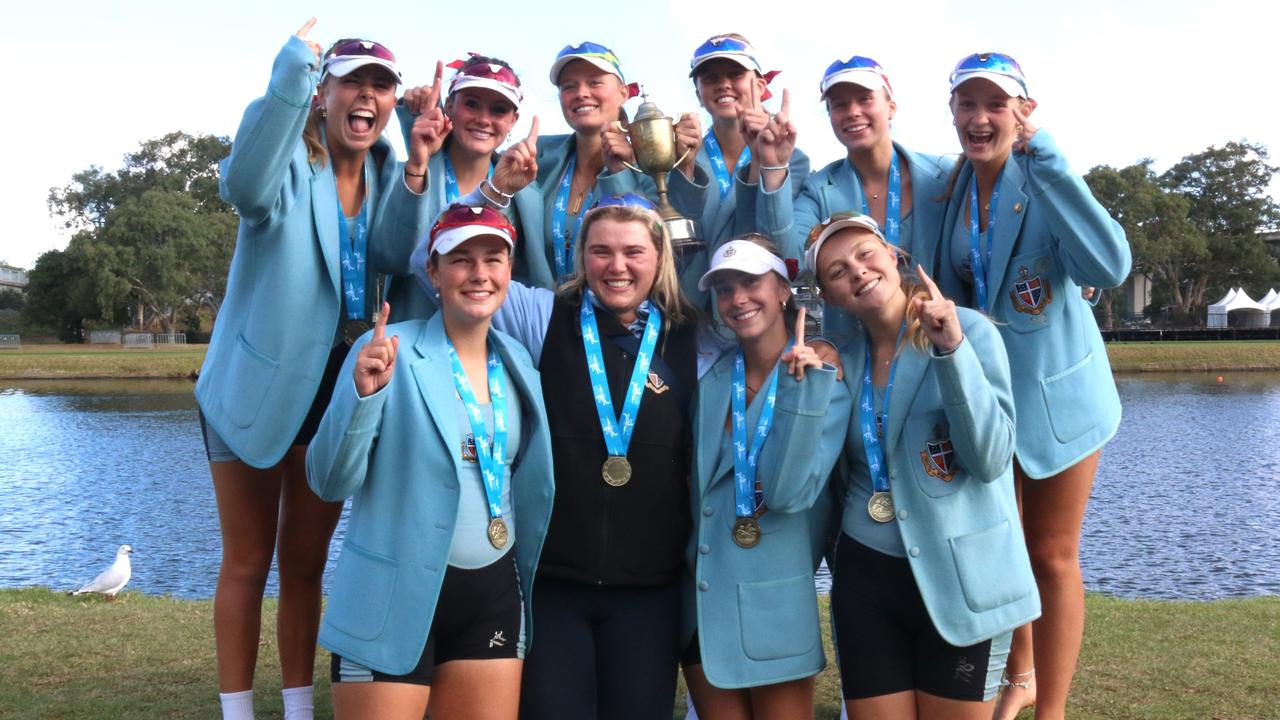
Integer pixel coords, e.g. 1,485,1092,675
36,132,235,333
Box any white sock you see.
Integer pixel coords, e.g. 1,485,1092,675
282,685,314,720
219,689,254,720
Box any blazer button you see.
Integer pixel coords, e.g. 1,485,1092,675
1014,202,1023,213
697,581,709,592
897,509,909,521
703,506,714,517
698,544,711,555
909,547,921,557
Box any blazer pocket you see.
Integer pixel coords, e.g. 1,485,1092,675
1001,251,1062,334
738,574,819,661
949,521,1035,613
1040,351,1101,443
326,541,398,641
220,333,280,429
906,411,964,499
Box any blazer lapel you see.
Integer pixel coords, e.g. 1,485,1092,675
311,167,341,297
985,159,1029,301
825,159,861,214
411,317,462,476
885,345,928,452
696,358,733,497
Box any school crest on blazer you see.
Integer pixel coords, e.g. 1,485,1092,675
1010,266,1054,315
919,425,956,481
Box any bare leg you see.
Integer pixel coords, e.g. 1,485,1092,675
211,460,283,692
748,675,815,720
918,689,997,720
994,471,1035,720
1020,452,1099,720
275,446,343,689
684,663,752,720
846,690,916,720
332,682,430,720
429,658,523,720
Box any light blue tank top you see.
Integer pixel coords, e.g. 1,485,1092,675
448,364,521,569
841,385,906,557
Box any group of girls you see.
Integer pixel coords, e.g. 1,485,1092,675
198,19,1130,720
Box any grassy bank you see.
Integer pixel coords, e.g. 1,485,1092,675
0,344,206,379
4,341,1280,380
1105,340,1280,372
1,590,1275,719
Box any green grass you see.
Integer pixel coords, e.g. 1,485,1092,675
0,344,206,379
1105,340,1280,372
2,590,1275,719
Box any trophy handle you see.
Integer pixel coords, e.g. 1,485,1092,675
674,147,692,167
620,160,643,174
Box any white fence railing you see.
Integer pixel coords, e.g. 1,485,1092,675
123,333,154,348
153,333,188,345
89,330,122,344
0,334,19,350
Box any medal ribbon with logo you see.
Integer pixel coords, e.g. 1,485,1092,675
859,320,907,523
704,131,750,200
443,153,493,205
580,295,662,486
336,159,373,323
855,150,901,248
446,340,511,549
967,167,1005,313
551,156,597,281
729,349,782,548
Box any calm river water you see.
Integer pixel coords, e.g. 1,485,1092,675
1,373,1277,600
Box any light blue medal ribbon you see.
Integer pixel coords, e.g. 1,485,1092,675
731,350,781,517
580,296,662,485
704,130,750,200
856,151,901,248
443,152,493,204
446,340,511,549
858,321,907,522
336,169,371,322
968,167,1004,313
551,156,594,281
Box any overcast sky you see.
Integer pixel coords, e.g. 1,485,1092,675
3,0,1277,269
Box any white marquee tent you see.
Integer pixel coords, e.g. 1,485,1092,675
1207,287,1275,327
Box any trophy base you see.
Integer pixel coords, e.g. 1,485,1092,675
665,217,702,255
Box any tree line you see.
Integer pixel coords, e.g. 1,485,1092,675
10,134,1279,340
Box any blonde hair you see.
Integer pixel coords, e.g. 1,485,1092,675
557,205,695,327
813,231,932,352
302,98,328,167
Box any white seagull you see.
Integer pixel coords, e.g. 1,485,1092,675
70,545,133,598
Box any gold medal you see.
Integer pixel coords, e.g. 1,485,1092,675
487,517,509,549
342,319,371,346
732,517,761,548
602,456,631,487
868,491,895,523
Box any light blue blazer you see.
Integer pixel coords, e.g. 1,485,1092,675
668,147,811,310
837,309,1039,647
306,314,555,675
195,36,430,469
756,143,954,346
685,355,851,688
927,131,1131,479
522,133,652,289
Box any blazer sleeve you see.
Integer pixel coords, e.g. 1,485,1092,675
929,314,1016,483
1022,131,1132,289
753,364,852,513
306,335,390,501
219,36,318,226
755,167,821,263
668,159,709,219
368,155,432,277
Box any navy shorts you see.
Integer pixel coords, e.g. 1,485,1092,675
831,533,1010,702
199,342,349,462
331,550,523,686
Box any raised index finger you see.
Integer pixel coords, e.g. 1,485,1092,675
526,116,540,145
748,77,760,111
372,301,390,340
295,17,317,38
779,88,790,117
916,264,943,301
795,306,806,347
426,61,444,107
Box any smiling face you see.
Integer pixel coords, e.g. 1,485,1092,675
950,78,1022,165
582,217,660,324
694,59,765,122
321,65,398,156
712,269,791,344
825,83,895,155
815,228,904,318
556,60,628,134
446,87,518,158
428,235,512,327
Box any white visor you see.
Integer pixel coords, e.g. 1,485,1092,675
804,215,886,276
949,71,1027,98
699,240,791,292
